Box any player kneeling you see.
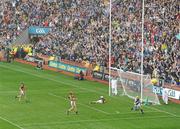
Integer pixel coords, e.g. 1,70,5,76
131,96,144,114
90,96,106,104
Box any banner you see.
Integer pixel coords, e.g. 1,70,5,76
93,72,103,80
26,56,35,62
92,71,111,81
153,86,180,100
153,86,163,95
164,88,180,100
48,61,87,74
103,73,110,81
28,26,50,35
25,55,43,63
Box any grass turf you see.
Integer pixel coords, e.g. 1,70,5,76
0,62,180,129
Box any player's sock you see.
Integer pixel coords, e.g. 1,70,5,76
140,109,144,114
75,111,78,115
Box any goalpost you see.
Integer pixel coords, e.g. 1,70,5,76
108,0,160,104
109,67,160,105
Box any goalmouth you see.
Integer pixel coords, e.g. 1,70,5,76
109,67,160,105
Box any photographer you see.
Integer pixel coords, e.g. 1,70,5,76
74,70,84,80
36,61,43,70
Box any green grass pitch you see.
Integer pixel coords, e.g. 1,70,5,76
0,62,180,129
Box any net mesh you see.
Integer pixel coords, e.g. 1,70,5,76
110,68,160,105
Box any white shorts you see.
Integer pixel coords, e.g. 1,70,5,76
134,103,141,110
71,101,76,107
20,90,24,96
96,99,103,104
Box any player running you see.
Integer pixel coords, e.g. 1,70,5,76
15,83,26,101
67,92,78,115
131,96,144,114
90,96,106,104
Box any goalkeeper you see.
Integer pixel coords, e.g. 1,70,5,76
90,96,106,104
131,96,144,114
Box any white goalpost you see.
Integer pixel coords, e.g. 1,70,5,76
108,0,160,104
108,0,112,96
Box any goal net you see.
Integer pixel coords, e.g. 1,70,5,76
109,67,160,105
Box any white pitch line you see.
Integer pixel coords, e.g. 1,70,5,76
0,89,89,94
145,106,178,117
48,93,110,115
109,111,161,115
21,115,176,127
0,116,24,129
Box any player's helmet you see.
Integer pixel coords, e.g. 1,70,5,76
100,96,104,98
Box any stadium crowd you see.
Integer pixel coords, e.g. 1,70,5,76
111,0,179,85
0,0,179,85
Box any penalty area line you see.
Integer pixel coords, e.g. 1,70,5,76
48,92,110,115
0,116,24,129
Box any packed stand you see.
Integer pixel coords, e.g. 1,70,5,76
111,0,179,85
0,0,60,46
35,0,109,67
